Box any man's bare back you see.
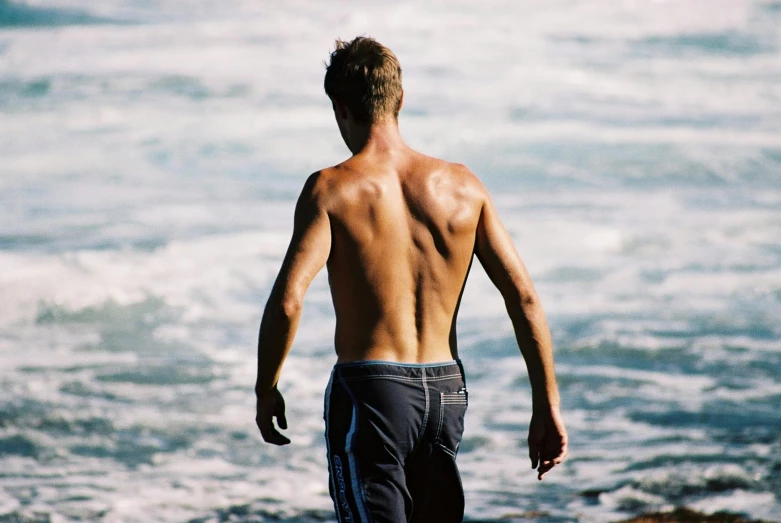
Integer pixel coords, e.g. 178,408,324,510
255,37,566,522
318,148,482,363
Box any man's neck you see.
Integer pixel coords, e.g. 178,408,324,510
347,119,406,156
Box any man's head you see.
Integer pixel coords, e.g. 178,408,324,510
324,37,403,124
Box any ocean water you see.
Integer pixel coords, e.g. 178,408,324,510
1,0,780,521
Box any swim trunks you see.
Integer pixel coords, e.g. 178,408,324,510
324,359,468,523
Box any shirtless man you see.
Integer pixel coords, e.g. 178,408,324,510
255,37,567,523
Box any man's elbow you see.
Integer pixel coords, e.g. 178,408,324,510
520,291,539,308
280,294,303,320
503,287,540,313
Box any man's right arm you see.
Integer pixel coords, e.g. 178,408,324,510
255,172,331,445
473,187,568,480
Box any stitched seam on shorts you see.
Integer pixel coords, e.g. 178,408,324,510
435,392,445,444
436,391,467,452
416,372,430,449
441,391,468,405
339,373,462,382
436,442,458,459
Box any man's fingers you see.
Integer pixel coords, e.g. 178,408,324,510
529,409,568,480
274,395,288,430
257,419,291,446
256,389,290,444
264,431,291,446
537,444,568,480
537,460,555,480
267,431,291,445
528,440,539,469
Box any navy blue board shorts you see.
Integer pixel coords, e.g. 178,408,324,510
324,360,468,523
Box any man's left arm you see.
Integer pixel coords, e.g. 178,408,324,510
255,172,331,445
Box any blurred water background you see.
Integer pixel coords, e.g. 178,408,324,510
1,0,780,521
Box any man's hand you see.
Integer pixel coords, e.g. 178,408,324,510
255,387,290,445
528,405,567,480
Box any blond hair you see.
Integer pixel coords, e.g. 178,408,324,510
324,37,403,123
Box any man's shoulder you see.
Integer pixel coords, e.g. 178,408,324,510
300,165,346,196
427,156,489,201
297,163,359,213
444,160,482,185
308,160,360,187
409,152,484,186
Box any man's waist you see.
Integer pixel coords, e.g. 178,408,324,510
333,358,464,381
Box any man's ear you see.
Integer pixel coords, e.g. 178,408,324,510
397,90,404,113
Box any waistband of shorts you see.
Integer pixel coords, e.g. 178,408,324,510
333,358,464,380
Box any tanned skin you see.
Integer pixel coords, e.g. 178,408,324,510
256,96,568,480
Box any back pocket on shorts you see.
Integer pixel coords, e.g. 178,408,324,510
435,390,468,457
